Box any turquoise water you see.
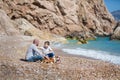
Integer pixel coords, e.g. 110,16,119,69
64,37,120,55
79,37,120,56
60,37,120,64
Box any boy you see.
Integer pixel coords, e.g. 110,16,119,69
40,41,55,59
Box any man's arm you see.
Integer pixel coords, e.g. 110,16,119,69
38,47,43,50
33,45,44,56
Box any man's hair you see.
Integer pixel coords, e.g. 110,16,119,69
44,41,50,45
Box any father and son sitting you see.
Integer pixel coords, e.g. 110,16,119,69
25,39,60,63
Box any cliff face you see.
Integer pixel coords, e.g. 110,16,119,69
0,0,116,39
0,9,20,36
111,22,120,40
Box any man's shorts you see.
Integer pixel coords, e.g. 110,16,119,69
27,55,44,62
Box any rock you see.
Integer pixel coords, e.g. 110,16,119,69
0,0,116,40
77,0,116,36
0,9,19,36
33,0,56,12
66,25,83,32
15,18,53,40
15,18,67,42
111,22,120,40
56,0,79,24
65,31,96,43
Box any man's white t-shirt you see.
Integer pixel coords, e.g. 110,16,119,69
25,44,42,60
40,46,53,54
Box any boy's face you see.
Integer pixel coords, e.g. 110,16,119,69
44,43,49,48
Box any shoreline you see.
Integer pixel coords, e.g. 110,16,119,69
0,37,120,80
53,48,120,66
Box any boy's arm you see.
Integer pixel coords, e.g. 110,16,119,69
49,47,54,53
37,47,46,56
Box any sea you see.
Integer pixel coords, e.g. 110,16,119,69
54,37,120,65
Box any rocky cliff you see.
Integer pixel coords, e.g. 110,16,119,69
111,22,120,40
0,0,116,41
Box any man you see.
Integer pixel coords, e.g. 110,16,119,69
25,39,44,62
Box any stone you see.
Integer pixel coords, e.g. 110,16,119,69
0,0,116,38
66,25,83,32
33,0,56,12
15,18,52,39
111,22,120,40
0,0,116,41
15,18,67,42
0,9,19,36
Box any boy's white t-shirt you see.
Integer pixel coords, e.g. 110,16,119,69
40,46,53,54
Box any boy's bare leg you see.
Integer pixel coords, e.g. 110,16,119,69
44,56,49,60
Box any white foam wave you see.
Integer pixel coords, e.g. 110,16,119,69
62,48,120,64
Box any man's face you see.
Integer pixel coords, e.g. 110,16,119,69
36,41,39,46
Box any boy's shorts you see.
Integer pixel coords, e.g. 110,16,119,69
46,53,54,58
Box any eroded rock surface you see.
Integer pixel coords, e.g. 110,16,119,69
0,0,116,39
111,22,120,40
0,9,19,36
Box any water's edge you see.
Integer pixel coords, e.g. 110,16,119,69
54,37,120,65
